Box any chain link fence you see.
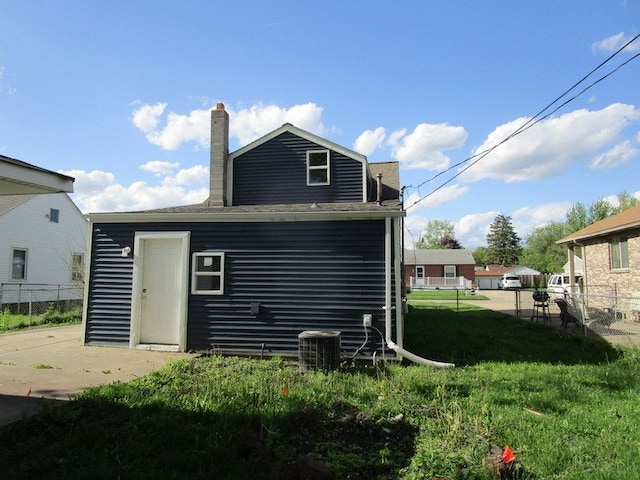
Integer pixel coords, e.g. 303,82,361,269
0,283,83,316
514,288,640,341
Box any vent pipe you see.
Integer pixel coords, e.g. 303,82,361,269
376,173,382,206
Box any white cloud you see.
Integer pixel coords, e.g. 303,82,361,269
353,127,386,156
455,211,498,250
231,102,326,145
388,122,467,170
131,102,166,133
162,164,209,186
589,140,638,169
63,168,209,213
461,103,640,183
592,32,640,54
146,109,211,150
140,160,180,176
405,184,468,210
130,101,328,151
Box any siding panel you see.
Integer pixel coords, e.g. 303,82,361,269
85,220,398,356
232,132,363,205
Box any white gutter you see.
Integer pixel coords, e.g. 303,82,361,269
384,218,455,369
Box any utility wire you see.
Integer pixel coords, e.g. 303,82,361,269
404,33,640,209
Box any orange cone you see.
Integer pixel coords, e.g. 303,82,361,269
502,445,516,464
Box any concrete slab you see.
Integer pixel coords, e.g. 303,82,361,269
0,325,194,428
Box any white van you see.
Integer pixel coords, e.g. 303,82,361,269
501,274,521,290
547,274,582,298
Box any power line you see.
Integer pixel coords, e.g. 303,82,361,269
404,33,640,210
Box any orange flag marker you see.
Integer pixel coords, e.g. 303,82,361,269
502,445,516,464
26,387,32,397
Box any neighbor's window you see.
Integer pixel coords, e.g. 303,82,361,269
71,253,84,281
49,208,60,223
192,252,225,294
307,150,330,186
610,237,629,269
11,248,28,280
443,265,457,278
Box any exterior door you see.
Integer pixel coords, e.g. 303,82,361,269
131,232,189,350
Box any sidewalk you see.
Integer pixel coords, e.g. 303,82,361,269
0,325,193,427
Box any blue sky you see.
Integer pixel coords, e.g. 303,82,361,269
1,1,639,249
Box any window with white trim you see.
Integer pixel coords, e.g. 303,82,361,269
71,253,84,281
11,248,28,280
192,252,225,294
610,238,629,269
444,265,457,278
307,150,330,186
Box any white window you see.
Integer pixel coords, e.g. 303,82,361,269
610,238,629,269
192,252,225,295
71,253,84,281
444,265,457,278
307,150,330,186
11,248,27,280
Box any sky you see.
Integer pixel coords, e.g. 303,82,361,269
1,1,639,249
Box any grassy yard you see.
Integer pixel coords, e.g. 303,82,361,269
0,306,82,332
1,303,639,479
407,289,489,301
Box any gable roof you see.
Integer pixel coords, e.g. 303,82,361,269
0,194,36,216
404,249,475,265
558,204,640,245
230,123,367,164
474,265,541,276
0,154,75,194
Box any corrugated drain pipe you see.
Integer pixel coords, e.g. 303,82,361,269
386,340,455,369
384,217,455,368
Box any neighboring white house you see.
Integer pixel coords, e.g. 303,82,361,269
0,193,87,308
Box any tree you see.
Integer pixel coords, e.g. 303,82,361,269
417,219,460,249
486,214,521,265
472,246,490,266
519,222,567,273
613,191,639,214
566,202,588,234
439,234,462,249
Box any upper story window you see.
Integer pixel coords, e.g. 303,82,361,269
610,237,629,270
49,208,60,223
307,150,330,186
11,248,27,280
192,252,225,295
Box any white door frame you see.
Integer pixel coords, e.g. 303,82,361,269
129,231,190,351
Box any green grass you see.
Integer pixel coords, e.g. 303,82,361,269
407,289,489,301
1,303,639,479
0,306,82,332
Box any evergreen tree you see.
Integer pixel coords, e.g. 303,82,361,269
486,214,521,265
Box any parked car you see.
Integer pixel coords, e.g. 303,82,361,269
501,275,521,290
547,273,582,298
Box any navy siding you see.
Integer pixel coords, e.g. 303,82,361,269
85,220,398,356
232,132,364,205
85,226,136,345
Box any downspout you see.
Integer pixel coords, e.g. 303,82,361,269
383,217,455,368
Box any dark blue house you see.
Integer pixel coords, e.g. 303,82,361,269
82,104,406,359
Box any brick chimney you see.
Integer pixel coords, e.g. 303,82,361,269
208,103,229,206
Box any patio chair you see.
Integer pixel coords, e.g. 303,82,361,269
554,298,579,328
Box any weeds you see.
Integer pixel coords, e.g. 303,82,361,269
1,303,639,478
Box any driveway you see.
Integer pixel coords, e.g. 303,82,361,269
0,325,193,428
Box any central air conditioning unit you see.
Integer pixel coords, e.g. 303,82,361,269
298,330,341,373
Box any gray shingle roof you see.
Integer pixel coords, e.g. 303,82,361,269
404,249,475,265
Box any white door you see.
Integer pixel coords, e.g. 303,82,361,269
131,232,189,350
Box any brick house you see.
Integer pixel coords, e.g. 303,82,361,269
557,204,640,297
404,249,476,289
